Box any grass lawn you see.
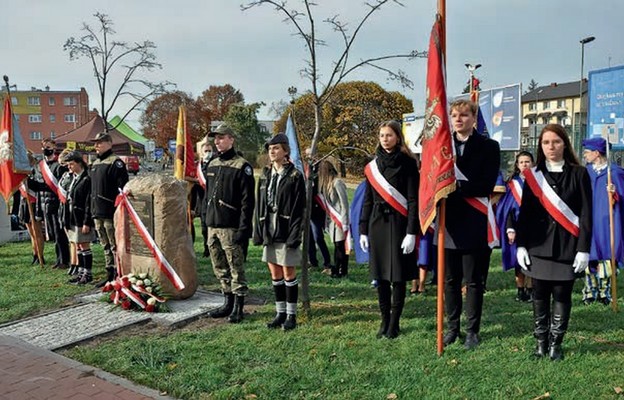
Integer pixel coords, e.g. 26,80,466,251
2,228,623,400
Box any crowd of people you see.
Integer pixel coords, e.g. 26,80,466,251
11,98,622,361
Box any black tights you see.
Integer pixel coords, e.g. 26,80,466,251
532,278,574,305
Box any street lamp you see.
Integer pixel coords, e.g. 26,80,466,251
288,86,297,105
465,63,482,93
577,36,595,149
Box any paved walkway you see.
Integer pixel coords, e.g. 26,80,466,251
0,289,224,399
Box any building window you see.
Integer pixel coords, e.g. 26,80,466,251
557,99,566,108
11,97,18,105
28,96,41,106
49,97,56,106
542,101,550,109
528,103,536,111
63,97,77,106
50,114,56,123
64,114,76,123
50,131,56,139
29,114,42,123
30,131,42,140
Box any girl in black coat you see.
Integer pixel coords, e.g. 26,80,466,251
516,124,592,361
359,120,419,339
253,134,306,331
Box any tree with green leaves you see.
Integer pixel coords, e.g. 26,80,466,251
223,101,267,161
526,79,539,93
64,12,173,129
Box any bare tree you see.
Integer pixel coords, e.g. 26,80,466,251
63,12,174,130
242,0,426,311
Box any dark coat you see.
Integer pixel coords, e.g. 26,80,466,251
435,131,501,250
63,170,94,229
253,162,306,247
516,163,592,266
89,149,129,220
359,148,419,283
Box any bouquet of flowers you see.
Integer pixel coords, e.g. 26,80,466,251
102,272,169,312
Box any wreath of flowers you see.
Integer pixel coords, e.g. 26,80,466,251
102,272,169,312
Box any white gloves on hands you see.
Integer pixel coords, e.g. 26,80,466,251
573,252,590,274
359,235,369,253
517,247,531,271
400,234,416,254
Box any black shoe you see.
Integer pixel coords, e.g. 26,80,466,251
549,344,564,361
282,314,297,330
533,339,549,358
31,255,39,265
203,246,210,258
227,296,245,324
464,332,480,350
443,331,459,346
582,298,595,306
515,288,524,302
267,312,287,329
208,293,235,318
598,297,611,306
76,274,93,285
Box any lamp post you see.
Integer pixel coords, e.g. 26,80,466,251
464,63,482,93
577,36,595,150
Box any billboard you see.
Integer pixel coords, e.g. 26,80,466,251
587,64,624,150
454,83,522,151
402,113,424,153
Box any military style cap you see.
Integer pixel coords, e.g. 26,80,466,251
208,124,236,138
92,132,113,142
264,133,289,150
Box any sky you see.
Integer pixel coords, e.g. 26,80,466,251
4,0,624,132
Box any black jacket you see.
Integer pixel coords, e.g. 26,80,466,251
435,131,501,249
253,162,306,247
516,163,592,262
89,149,129,219
29,158,68,215
202,148,255,237
63,170,94,229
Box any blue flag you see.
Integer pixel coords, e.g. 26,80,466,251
349,180,369,264
285,114,303,173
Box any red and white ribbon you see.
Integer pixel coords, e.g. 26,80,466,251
508,178,523,206
39,159,67,203
315,193,351,253
197,163,206,190
523,167,579,237
115,189,186,290
364,159,408,217
464,196,500,248
19,182,36,204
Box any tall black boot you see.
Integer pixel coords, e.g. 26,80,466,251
532,299,550,358
95,266,116,288
386,282,406,339
549,301,571,361
208,292,235,318
377,281,391,338
227,295,245,323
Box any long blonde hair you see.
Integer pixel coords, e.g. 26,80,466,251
318,159,338,197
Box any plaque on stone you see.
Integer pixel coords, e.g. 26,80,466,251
126,193,154,257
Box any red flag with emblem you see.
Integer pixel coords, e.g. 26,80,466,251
0,96,29,202
418,16,456,234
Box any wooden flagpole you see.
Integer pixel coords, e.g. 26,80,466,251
605,141,618,312
436,0,447,357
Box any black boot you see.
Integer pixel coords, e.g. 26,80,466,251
532,298,550,357
377,281,391,338
386,282,406,339
267,312,287,329
227,295,245,323
94,267,116,288
282,314,297,330
515,287,524,302
208,293,235,318
330,264,341,278
549,301,571,361
31,254,39,265
203,245,210,258
68,268,85,283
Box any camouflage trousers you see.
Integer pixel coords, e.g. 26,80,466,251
208,227,248,296
94,218,116,269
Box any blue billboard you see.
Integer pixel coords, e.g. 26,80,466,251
454,83,522,151
587,64,624,150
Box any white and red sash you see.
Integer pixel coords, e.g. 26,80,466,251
364,159,408,217
196,163,207,190
39,159,67,204
315,193,351,253
464,196,500,248
508,177,523,206
19,182,37,204
523,167,580,237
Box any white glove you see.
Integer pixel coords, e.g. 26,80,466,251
400,234,416,254
359,235,369,253
516,247,531,271
573,252,590,274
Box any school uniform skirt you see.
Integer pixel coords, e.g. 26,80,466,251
525,255,575,281
262,212,302,267
67,225,96,244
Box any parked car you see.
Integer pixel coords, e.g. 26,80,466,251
119,155,140,175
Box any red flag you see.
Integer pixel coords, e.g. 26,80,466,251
0,97,28,202
418,17,456,234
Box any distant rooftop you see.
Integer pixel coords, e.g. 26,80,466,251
522,80,587,103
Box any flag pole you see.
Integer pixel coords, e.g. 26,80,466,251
436,0,447,357
605,141,618,312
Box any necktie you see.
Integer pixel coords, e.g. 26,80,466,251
268,172,279,211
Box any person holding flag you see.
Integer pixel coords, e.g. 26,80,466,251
516,124,592,361
203,124,255,324
438,99,500,350
316,159,350,278
581,137,624,305
359,120,419,339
